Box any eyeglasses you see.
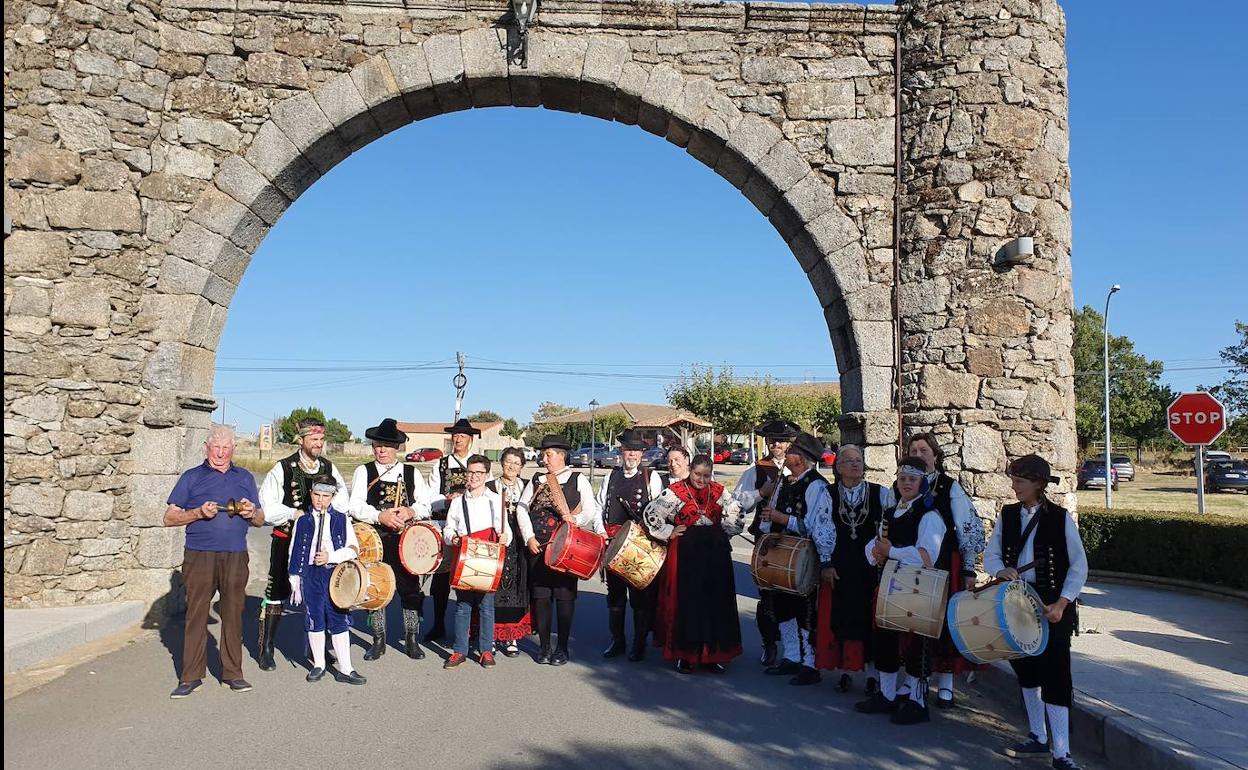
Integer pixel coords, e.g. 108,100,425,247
466,470,489,477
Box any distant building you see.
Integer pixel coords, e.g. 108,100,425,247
396,420,525,457
533,402,712,449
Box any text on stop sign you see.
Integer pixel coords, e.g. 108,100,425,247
1170,412,1222,426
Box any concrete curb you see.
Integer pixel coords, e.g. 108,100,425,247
970,659,1238,770
3,601,146,674
1088,570,1248,603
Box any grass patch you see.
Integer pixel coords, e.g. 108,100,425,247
1075,468,1247,519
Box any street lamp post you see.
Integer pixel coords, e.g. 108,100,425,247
1103,284,1121,509
589,399,599,485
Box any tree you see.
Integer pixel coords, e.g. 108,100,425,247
1211,321,1248,415
526,402,578,446
667,366,842,440
501,417,523,439
465,410,503,423
1071,306,1170,456
277,407,351,444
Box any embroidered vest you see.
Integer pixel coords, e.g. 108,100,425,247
603,468,651,527
527,471,582,545
364,462,418,536
276,452,332,535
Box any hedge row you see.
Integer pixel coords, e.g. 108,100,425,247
1078,508,1248,591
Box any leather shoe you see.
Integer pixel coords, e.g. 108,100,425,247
765,659,801,676
501,642,521,658
854,691,895,714
602,638,626,659
363,635,386,661
890,699,930,725
789,666,822,686
759,642,778,667
864,677,879,696
443,653,466,669
627,644,646,663
479,652,496,668
702,663,726,674
675,659,693,675
549,650,569,666
170,680,202,699
334,669,367,685
305,667,326,683
935,688,955,709
221,678,253,692
834,673,852,693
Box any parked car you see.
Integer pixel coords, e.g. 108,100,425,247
729,447,752,464
1076,460,1118,491
569,442,607,468
1110,455,1135,482
405,447,443,462
646,447,669,470
821,448,837,468
597,448,621,468
1205,460,1248,493
1204,450,1234,465
521,446,538,463
712,447,732,464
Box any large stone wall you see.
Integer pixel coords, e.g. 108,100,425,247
2,0,1075,609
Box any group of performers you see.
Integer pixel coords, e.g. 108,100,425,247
251,415,1088,770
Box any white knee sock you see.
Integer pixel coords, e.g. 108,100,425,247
1046,703,1070,758
897,676,911,696
798,628,815,668
331,632,353,673
907,675,925,706
1022,687,1048,741
936,671,954,694
779,620,799,663
308,631,326,670
880,670,898,700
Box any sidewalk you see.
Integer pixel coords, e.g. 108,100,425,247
978,580,1247,770
4,601,146,674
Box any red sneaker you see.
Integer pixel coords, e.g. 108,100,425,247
479,651,496,668
443,653,466,670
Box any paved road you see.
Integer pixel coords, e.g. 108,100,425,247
3,538,1103,770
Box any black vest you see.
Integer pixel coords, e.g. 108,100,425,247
775,469,825,525
1000,500,1072,607
884,495,954,572
527,471,583,545
364,462,419,536
276,452,332,534
603,468,652,527
830,481,884,567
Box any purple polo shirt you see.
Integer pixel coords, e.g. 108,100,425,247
167,461,260,552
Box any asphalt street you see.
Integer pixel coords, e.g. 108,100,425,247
2,529,1106,770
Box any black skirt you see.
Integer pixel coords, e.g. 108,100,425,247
495,512,529,622
659,525,741,663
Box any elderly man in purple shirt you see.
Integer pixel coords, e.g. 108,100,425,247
164,425,264,698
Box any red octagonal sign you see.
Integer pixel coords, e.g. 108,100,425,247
1167,392,1228,446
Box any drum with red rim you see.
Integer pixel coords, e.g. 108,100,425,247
451,537,506,593
544,522,605,580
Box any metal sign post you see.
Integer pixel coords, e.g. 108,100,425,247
1196,445,1206,515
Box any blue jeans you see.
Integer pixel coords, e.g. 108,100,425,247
453,589,495,656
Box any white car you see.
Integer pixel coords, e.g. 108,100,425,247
521,446,537,463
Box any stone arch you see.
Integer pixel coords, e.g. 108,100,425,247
149,30,890,431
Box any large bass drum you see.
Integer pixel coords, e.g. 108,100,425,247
947,580,1049,664
751,533,818,596
353,522,383,563
329,560,396,611
451,537,506,593
604,520,667,590
874,559,949,639
544,523,605,581
399,521,452,575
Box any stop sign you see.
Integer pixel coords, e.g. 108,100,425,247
1167,392,1228,446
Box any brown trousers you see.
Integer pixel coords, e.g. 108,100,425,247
180,549,249,683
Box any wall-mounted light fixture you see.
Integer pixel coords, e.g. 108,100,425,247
995,236,1034,267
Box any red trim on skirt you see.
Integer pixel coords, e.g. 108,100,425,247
814,580,867,671
492,614,532,642
653,532,742,665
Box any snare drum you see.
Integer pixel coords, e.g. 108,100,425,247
874,559,949,639
399,521,453,575
329,560,396,611
751,533,818,595
544,523,605,580
353,522,383,563
451,537,506,593
604,520,667,590
947,580,1049,664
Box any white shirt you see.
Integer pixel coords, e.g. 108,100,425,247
595,465,665,517
515,467,604,544
442,487,511,546
732,460,790,512
864,496,947,568
427,453,493,515
984,503,1088,603
301,508,360,566
348,462,432,525
259,455,349,526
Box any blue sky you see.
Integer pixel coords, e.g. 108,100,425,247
214,1,1246,435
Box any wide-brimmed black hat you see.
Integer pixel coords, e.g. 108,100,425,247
617,429,646,451
444,418,481,436
364,417,407,445
787,432,824,464
540,434,571,451
757,419,801,440
1008,454,1059,484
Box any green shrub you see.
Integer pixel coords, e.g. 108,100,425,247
1079,508,1248,590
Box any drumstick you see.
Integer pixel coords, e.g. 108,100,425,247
971,559,1041,595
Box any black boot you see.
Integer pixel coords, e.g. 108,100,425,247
627,609,648,662
759,641,778,667
402,609,424,660
258,605,281,671
603,608,626,658
363,610,386,661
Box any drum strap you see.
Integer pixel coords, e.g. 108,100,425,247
1009,514,1043,568
460,494,499,539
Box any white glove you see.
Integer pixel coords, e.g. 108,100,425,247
290,575,303,606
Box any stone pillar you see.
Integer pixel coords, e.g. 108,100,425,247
897,0,1077,512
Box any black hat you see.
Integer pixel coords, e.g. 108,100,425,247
617,429,646,451
786,432,824,464
540,434,571,451
364,418,407,445
444,418,481,436
1008,454,1059,484
757,419,801,440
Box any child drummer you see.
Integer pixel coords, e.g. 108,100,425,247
986,455,1088,770
288,475,366,685
442,455,510,670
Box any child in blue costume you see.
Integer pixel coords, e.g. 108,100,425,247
288,475,366,684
